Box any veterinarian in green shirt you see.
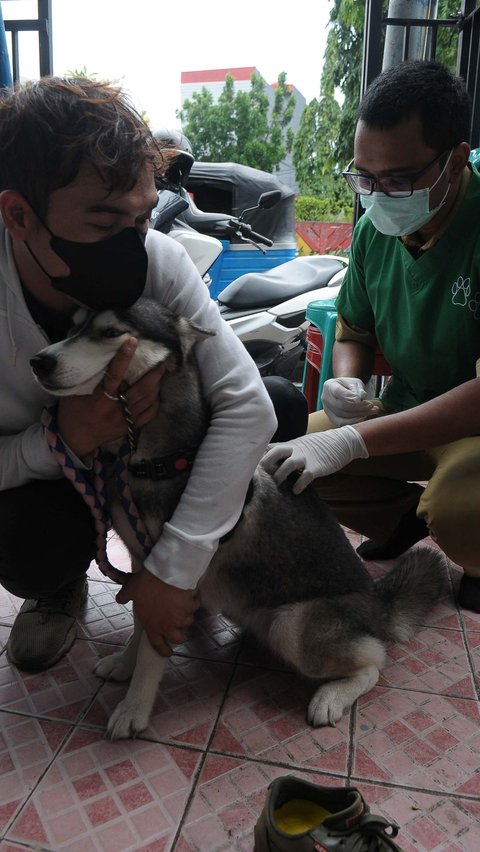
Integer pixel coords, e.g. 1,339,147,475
262,59,480,613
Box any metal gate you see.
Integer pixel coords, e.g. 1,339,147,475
2,0,52,83
362,0,480,147
2,0,479,148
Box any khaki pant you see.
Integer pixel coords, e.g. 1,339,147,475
308,410,480,576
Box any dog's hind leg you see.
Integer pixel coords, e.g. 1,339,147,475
94,612,143,683
268,607,385,727
307,662,381,727
106,628,167,740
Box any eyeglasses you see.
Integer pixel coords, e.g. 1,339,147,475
342,150,450,198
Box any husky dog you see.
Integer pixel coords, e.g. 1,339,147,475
31,298,446,740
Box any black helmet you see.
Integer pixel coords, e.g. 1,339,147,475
153,128,194,189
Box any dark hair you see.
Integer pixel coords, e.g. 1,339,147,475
0,76,158,216
358,60,472,151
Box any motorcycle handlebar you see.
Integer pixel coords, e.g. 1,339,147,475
227,219,273,247
248,229,273,247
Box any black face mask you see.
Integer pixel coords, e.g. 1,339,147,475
26,222,148,311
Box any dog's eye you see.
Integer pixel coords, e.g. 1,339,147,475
102,327,124,339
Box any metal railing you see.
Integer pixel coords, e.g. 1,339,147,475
2,0,478,147
356,1,480,223
362,0,480,146
3,0,52,82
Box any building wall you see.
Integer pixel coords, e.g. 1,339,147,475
180,66,258,111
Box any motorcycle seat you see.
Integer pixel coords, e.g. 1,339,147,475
218,256,345,309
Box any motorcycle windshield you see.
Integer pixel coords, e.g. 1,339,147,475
149,190,189,233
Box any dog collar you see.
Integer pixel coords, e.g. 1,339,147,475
128,448,198,481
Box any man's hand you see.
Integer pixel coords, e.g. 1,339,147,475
260,426,369,493
322,377,380,426
57,339,165,458
116,570,200,656
121,361,166,429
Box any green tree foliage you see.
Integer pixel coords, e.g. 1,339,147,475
293,94,340,195
295,193,353,223
321,0,463,166
292,93,353,219
177,72,295,173
292,0,364,216
293,0,463,218
65,65,98,78
321,0,365,167
434,0,464,68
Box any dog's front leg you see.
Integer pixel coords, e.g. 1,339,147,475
105,616,167,740
94,613,143,683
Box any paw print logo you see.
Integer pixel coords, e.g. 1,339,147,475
469,291,480,320
452,276,471,306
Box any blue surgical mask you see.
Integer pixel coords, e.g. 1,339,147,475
360,151,453,237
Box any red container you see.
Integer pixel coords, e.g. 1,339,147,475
303,326,323,412
303,325,391,413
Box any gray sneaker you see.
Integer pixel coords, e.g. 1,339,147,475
254,775,402,851
7,576,88,671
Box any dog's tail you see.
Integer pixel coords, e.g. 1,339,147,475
374,545,447,643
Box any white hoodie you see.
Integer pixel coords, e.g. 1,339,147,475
0,225,277,588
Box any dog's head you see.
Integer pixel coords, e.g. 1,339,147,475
30,298,215,396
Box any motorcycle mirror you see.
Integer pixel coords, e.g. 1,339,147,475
257,190,282,210
239,190,282,221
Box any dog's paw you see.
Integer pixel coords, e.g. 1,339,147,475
307,684,351,727
308,666,380,726
106,699,150,740
94,652,135,682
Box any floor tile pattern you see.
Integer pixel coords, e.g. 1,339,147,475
1,532,479,850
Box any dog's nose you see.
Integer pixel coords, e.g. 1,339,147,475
30,352,57,379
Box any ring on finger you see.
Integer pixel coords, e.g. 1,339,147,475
102,388,120,402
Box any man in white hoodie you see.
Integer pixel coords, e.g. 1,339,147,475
0,76,287,670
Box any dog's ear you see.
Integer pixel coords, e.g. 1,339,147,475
67,307,92,338
72,308,90,325
176,317,215,359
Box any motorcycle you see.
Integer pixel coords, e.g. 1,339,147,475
149,187,223,278
150,178,283,274
152,131,297,292
150,152,347,382
184,160,298,299
217,253,347,382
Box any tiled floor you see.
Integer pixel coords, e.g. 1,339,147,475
1,531,479,851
